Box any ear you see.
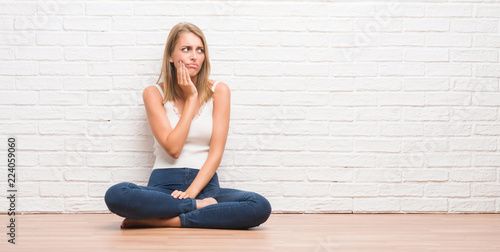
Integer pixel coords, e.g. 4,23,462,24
169,57,173,63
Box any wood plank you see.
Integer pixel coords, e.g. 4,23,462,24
1,213,500,251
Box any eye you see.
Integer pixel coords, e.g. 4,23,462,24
197,48,205,53
182,48,188,52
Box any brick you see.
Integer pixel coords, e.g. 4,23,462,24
379,92,424,106
424,123,471,137
39,121,86,135
63,77,112,91
87,153,154,167
356,169,401,182
355,139,400,153
354,48,403,62
19,167,63,181
380,62,425,76
65,47,111,61
307,168,353,182
330,63,378,77
451,49,498,62
18,198,64,212
476,154,500,167
87,32,135,46
260,18,307,32
267,197,305,213
355,78,401,91
39,2,84,15
402,169,448,182
307,18,352,32
86,2,133,15
64,168,111,182
235,62,282,77
401,198,448,212
65,136,112,152
308,107,354,121
15,17,62,31
452,19,497,33
475,124,500,136
39,92,85,105
475,35,500,47
283,122,329,136
113,47,162,61
377,154,424,168
233,151,281,166
65,107,113,121
471,92,500,106
426,4,471,17
17,136,64,151
450,108,497,121
330,93,378,106
37,32,84,46
379,123,423,136
14,106,63,120
134,2,184,16
281,153,332,167
67,198,109,212
63,17,110,31
87,121,150,136
328,3,378,17
355,108,400,121
259,168,305,182
112,137,153,152
40,63,87,76
88,62,136,76
452,78,498,91
427,34,471,47
284,63,329,77
425,92,471,106
425,183,470,197
449,199,496,213
281,32,328,47
260,136,307,151
330,183,378,197
211,18,259,31
427,63,471,76
308,138,352,152
40,182,87,197
305,198,352,213
451,169,496,182
476,64,500,78
449,139,496,151
0,62,38,75
404,49,449,62
379,33,425,46
403,19,449,32
0,47,14,60
427,153,471,167
353,198,400,213
0,122,36,134
0,91,37,105
232,91,280,105
0,2,37,15
330,154,377,168
16,77,63,90
330,123,378,136
217,167,259,182
378,184,424,197
281,92,328,106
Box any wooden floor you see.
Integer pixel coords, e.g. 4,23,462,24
2,213,500,251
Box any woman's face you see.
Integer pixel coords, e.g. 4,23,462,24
169,32,205,78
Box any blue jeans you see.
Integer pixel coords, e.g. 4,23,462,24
104,168,272,229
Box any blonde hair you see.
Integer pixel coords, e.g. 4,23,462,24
156,22,213,103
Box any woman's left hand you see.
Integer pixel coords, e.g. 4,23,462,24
171,190,192,199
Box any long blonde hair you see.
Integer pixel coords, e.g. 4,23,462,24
156,22,213,103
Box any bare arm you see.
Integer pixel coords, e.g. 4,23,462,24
181,82,231,198
142,62,199,159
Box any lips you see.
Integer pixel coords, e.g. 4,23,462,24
186,64,198,68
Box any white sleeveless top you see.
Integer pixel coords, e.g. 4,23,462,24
151,81,220,170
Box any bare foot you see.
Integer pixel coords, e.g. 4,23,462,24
120,216,181,229
196,197,218,210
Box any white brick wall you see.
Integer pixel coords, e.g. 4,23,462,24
0,0,499,214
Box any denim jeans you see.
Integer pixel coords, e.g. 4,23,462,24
104,168,272,229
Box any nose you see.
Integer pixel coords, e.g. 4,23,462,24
190,51,197,60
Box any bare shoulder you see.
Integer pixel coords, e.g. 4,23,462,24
142,84,163,101
213,81,230,96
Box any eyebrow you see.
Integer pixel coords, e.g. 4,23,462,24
181,45,204,48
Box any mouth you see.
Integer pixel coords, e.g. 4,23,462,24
186,64,198,68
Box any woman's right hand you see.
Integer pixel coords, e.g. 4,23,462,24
176,61,198,99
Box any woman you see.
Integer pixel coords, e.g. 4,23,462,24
104,22,271,229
